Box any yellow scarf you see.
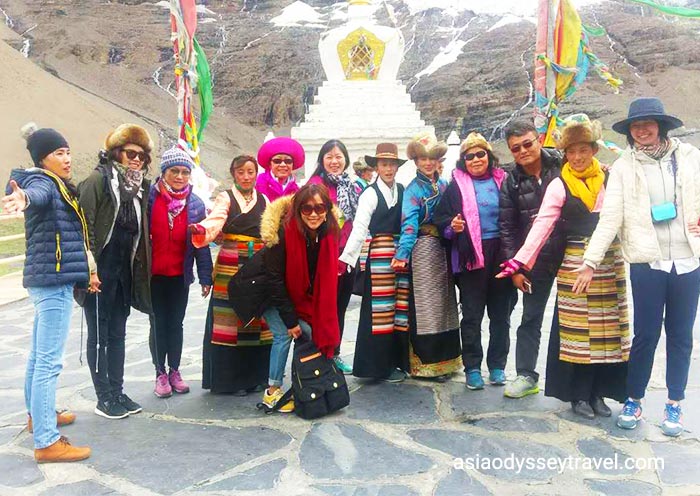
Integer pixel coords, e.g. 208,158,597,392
561,157,605,211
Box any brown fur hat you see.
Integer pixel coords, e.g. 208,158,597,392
104,123,154,153
459,131,492,154
406,132,449,161
556,115,602,150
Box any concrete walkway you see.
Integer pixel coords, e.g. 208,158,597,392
0,286,698,495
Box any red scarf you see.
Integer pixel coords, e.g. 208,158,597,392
283,218,340,357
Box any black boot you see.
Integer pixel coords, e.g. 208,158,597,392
571,400,595,419
589,396,612,417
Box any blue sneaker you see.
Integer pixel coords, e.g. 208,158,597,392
661,403,683,437
466,369,484,390
489,369,506,386
617,399,643,429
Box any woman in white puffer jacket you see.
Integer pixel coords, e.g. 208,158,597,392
574,97,700,438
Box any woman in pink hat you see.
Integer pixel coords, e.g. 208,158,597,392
255,137,305,202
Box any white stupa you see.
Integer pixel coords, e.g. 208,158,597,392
291,0,434,184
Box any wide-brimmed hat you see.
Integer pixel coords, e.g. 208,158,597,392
364,143,407,167
257,137,305,171
459,132,493,155
105,123,154,153
612,97,683,135
406,132,448,161
556,114,603,150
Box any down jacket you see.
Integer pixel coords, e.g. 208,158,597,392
584,139,700,266
8,168,90,288
498,148,565,274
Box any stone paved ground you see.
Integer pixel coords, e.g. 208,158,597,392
0,284,699,496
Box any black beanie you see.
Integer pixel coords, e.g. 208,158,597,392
22,124,69,167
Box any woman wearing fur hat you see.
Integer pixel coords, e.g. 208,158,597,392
393,134,461,379
340,143,410,382
257,183,341,411
571,98,700,436
254,137,304,202
3,124,97,463
307,139,360,375
497,116,629,420
190,155,271,395
434,132,516,391
353,157,375,193
147,147,213,398
78,123,153,420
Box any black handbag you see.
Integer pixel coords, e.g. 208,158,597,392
258,335,350,419
227,248,270,326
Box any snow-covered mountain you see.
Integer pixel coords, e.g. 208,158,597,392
1,0,699,178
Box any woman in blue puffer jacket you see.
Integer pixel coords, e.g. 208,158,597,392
2,123,100,464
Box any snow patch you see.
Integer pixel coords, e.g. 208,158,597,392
488,14,532,32
402,0,604,17
271,1,325,28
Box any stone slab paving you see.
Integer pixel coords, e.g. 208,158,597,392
0,287,698,495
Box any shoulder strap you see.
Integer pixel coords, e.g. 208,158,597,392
269,388,294,413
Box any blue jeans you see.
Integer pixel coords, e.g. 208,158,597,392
263,307,311,387
25,284,74,449
628,264,700,401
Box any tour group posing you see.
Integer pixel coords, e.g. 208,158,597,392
4,96,700,463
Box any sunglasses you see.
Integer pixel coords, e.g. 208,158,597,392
166,167,191,177
271,158,294,166
464,150,487,161
300,204,327,216
122,149,148,163
509,139,536,154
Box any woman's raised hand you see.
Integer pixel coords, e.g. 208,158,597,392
496,259,522,279
451,213,465,233
1,180,27,214
188,223,206,235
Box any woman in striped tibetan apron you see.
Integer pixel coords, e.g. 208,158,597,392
498,116,629,419
339,143,410,382
191,155,271,394
393,134,461,379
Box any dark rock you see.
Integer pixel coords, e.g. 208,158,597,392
466,415,558,433
196,458,286,491
39,480,120,495
300,423,434,480
576,438,636,475
652,442,700,485
434,469,492,496
410,428,570,482
584,478,661,496
0,453,44,487
314,485,419,496
346,383,438,425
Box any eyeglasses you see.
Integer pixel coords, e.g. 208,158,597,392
122,149,148,162
271,158,294,166
509,139,536,154
464,150,487,161
300,204,327,216
166,167,191,177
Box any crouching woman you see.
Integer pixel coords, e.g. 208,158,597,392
257,183,341,412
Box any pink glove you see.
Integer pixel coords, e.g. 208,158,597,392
188,224,206,236
496,259,522,279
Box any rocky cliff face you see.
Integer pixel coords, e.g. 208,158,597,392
1,0,699,178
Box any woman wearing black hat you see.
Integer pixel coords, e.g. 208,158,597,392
573,97,700,437
339,143,409,382
2,123,99,463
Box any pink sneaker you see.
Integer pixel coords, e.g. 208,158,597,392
169,369,190,394
154,372,172,398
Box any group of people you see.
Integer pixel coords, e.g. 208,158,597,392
3,96,699,465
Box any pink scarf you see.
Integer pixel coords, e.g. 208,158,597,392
158,179,191,229
452,168,506,270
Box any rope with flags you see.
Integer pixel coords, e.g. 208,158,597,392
534,0,622,147
167,0,215,201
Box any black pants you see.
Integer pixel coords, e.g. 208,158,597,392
627,264,700,401
336,266,355,355
149,275,190,374
85,281,130,402
456,238,516,372
514,269,556,381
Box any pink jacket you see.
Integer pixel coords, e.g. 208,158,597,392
255,171,299,202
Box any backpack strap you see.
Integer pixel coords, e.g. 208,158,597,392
269,388,294,413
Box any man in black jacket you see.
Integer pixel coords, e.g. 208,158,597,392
499,119,565,398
